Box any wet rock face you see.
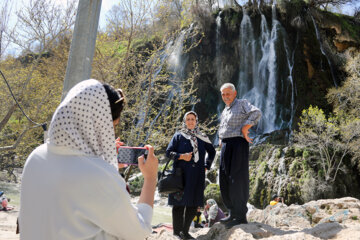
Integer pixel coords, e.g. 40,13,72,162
181,4,359,141
149,197,360,240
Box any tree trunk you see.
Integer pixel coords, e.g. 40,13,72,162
0,103,17,132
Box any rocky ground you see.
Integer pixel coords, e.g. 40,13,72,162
0,208,18,240
1,191,359,239
149,197,360,240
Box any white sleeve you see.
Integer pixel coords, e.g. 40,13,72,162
83,168,153,240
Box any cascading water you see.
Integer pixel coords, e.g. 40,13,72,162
214,13,222,146
234,4,295,135
138,30,190,141
281,32,298,131
310,15,338,87
216,14,222,84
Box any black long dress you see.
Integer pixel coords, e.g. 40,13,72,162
166,132,216,207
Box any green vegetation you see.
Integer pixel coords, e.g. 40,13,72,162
129,175,144,196
0,0,218,180
204,183,222,207
293,53,360,200
327,11,360,40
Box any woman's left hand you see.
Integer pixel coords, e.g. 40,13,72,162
115,138,127,169
179,152,192,161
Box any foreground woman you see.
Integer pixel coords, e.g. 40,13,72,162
166,111,216,239
20,79,158,240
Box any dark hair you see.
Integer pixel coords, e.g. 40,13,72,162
103,83,125,121
271,194,278,200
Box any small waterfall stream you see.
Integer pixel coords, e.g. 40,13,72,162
310,15,338,87
131,29,192,143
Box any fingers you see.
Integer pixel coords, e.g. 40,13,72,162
137,155,145,167
145,144,154,156
138,145,158,181
115,138,124,152
118,163,128,169
245,136,253,144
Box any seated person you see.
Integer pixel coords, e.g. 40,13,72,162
270,194,284,206
193,207,204,228
203,199,225,227
0,192,10,211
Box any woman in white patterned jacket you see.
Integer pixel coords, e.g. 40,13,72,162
20,79,158,240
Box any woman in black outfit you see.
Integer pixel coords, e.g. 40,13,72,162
166,111,216,239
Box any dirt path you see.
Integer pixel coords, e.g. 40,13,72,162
0,209,19,240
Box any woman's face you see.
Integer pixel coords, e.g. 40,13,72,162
185,113,197,130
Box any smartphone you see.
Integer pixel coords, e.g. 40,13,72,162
117,146,147,165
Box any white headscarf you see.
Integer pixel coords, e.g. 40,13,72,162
179,111,211,163
206,199,219,220
48,79,118,168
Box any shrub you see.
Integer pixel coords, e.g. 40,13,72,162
129,175,144,196
204,183,222,207
206,168,217,184
294,147,303,157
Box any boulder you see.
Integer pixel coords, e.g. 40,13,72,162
149,197,360,239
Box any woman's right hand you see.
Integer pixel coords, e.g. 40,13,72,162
138,145,158,181
138,145,158,207
179,152,192,161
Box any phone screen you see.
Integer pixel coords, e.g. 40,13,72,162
117,146,147,165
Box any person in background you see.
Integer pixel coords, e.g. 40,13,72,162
192,207,203,228
166,111,216,239
203,199,225,227
20,79,158,240
0,191,10,211
270,194,284,206
218,83,262,229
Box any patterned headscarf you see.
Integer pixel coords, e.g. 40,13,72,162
206,199,219,220
48,79,118,168
179,111,211,163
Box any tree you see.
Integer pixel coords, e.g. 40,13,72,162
327,52,360,171
106,0,153,68
294,106,351,183
93,16,214,180
0,1,76,181
355,7,360,22
0,0,76,150
0,0,13,59
307,0,354,11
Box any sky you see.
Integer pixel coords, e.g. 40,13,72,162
8,0,120,29
3,0,359,56
9,0,360,29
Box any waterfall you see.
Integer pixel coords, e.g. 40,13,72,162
310,15,338,87
216,13,222,84
142,30,190,141
238,10,256,98
277,153,286,195
131,29,190,143
264,5,280,133
234,4,295,135
282,32,298,131
134,43,172,131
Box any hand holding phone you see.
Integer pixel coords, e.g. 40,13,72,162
117,146,148,165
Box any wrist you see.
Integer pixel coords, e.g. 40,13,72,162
144,176,157,185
